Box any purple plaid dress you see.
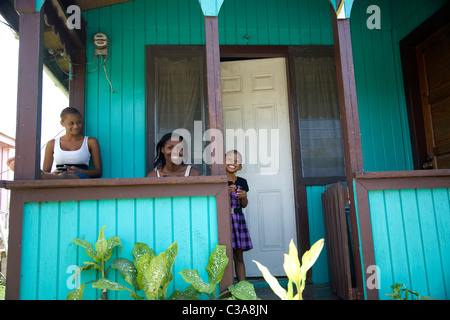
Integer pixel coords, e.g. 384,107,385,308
229,177,253,251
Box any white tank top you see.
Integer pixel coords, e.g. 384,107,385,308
53,136,91,167
155,165,192,177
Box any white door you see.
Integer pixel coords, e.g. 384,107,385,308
221,58,297,276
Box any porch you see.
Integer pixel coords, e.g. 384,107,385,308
1,0,449,301
0,176,232,299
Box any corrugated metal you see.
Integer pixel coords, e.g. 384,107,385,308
20,196,218,300
368,188,450,300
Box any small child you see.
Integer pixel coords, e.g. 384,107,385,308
225,150,253,282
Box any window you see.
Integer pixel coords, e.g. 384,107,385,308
146,46,208,174
289,46,345,184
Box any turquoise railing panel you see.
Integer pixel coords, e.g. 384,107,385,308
20,196,218,300
368,188,450,300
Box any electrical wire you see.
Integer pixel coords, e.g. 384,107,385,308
0,19,12,29
103,56,114,94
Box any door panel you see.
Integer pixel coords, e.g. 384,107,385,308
417,24,450,169
221,58,297,276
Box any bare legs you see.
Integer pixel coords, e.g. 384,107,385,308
233,249,246,282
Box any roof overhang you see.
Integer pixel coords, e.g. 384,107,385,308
0,0,134,93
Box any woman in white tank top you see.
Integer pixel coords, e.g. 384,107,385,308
42,107,102,179
147,133,200,177
7,107,102,179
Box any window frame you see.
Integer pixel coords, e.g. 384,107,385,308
288,46,346,185
145,45,209,174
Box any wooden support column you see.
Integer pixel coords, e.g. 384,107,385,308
204,16,226,176
68,23,87,123
69,56,86,122
14,3,44,180
331,6,366,300
204,15,232,293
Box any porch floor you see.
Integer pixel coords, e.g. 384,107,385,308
246,277,341,300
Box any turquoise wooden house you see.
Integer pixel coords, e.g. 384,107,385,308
1,0,449,300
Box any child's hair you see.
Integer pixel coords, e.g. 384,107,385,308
153,133,184,169
226,150,243,164
60,107,82,120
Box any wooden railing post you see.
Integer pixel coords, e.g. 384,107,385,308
204,16,226,176
14,2,44,180
331,3,365,299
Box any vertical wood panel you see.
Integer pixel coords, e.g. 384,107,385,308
110,4,124,178
368,188,450,300
58,201,79,300
37,202,59,299
416,189,447,299
20,195,219,300
20,203,40,300
368,190,394,295
136,198,155,248
172,197,193,292
399,189,428,295
78,200,99,300
116,198,136,299
306,186,329,284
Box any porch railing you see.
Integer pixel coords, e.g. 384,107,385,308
321,181,356,300
0,176,232,300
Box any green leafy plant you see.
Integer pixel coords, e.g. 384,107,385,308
386,283,436,300
67,226,124,300
110,242,179,300
110,242,259,300
67,227,258,300
177,245,259,300
253,238,324,300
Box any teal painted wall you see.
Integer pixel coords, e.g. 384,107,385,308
306,186,330,284
350,0,447,171
83,0,205,179
83,0,335,180
367,188,450,300
20,196,218,300
218,0,334,45
82,0,448,174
